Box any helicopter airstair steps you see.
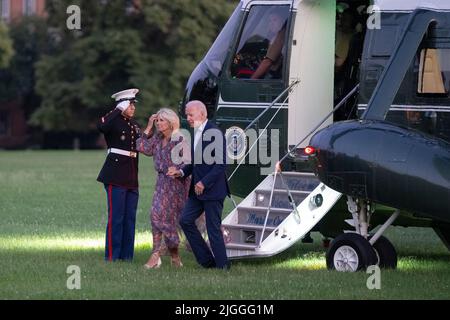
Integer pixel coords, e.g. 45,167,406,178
223,171,342,259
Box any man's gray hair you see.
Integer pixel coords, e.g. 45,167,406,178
186,100,207,116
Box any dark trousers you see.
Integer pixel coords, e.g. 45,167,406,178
180,196,229,269
104,184,138,261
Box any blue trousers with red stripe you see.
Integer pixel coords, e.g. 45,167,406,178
104,184,139,261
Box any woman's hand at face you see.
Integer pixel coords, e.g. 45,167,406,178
144,114,158,135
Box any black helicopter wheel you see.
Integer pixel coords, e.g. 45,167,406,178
370,235,397,269
326,233,378,272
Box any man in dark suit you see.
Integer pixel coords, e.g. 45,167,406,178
97,88,140,262
168,100,230,269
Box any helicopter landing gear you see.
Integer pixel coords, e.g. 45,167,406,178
326,197,399,272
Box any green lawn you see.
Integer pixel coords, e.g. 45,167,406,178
0,150,449,300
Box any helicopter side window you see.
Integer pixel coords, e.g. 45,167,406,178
417,48,450,95
230,5,290,80
392,48,450,134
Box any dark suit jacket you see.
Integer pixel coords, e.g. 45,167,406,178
97,108,140,189
182,120,230,201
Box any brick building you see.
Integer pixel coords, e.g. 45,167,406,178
0,0,46,148
1,0,46,23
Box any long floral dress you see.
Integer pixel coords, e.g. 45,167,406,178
136,132,191,253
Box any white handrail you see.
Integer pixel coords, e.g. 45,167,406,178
258,171,278,248
227,80,300,182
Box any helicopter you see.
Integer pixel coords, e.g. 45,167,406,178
179,0,450,271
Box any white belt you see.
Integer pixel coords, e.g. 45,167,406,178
108,148,137,158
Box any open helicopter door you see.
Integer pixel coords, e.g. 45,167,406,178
287,0,336,153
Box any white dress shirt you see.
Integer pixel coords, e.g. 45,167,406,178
180,119,208,177
193,119,208,152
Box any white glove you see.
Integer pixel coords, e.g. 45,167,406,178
116,101,130,111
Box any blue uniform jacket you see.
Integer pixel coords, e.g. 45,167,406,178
182,120,230,201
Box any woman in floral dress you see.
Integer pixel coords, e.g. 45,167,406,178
137,108,190,268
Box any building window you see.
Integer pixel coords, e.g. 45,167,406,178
23,0,36,16
0,111,9,135
1,0,10,22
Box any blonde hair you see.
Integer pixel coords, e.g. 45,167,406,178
157,108,180,132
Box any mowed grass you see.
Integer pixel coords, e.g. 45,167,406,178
0,150,449,300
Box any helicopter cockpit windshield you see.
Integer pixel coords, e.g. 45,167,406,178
181,3,243,118
231,5,290,79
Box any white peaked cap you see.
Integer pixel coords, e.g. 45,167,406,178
111,88,139,102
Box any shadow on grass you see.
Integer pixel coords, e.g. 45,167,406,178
230,243,325,267
1,231,448,274
230,241,450,273
2,241,450,300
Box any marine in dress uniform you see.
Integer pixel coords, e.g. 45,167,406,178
97,88,141,261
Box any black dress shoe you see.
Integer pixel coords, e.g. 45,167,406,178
219,261,231,271
202,261,216,268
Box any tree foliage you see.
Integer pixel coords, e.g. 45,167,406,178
0,17,49,121
30,0,237,131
